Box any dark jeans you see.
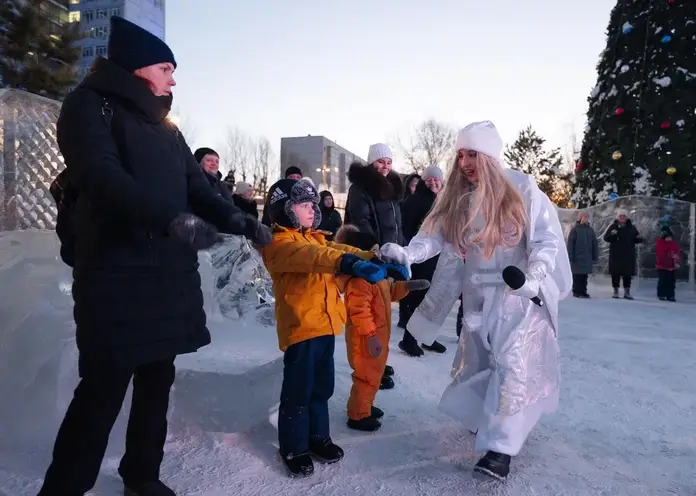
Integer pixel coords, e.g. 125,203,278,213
657,270,676,299
278,334,335,456
611,274,632,289
38,357,176,495
572,274,589,295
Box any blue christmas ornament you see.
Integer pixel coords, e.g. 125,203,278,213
622,22,633,34
661,35,672,43
663,214,671,223
608,193,619,200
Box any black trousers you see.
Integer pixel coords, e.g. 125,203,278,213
657,270,676,299
572,274,589,295
611,274,632,289
38,357,176,495
456,294,464,338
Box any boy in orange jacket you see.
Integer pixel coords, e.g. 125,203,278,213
260,178,409,477
335,225,431,432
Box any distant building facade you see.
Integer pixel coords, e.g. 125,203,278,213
280,135,365,194
67,0,166,80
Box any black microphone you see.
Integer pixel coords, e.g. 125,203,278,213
502,265,543,307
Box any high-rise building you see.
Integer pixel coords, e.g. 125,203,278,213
67,0,166,80
280,136,365,194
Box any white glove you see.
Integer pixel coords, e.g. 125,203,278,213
380,243,410,265
509,278,540,299
509,261,545,299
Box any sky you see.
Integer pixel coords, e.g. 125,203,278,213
165,0,617,175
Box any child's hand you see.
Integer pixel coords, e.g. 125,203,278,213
406,279,430,291
384,263,410,281
366,335,382,358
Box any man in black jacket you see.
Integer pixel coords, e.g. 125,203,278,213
194,147,234,202
37,17,271,496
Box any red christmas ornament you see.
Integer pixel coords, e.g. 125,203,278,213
615,107,625,116
576,161,584,170
660,121,671,129
667,0,675,4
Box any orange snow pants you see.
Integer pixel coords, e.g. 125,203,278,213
346,326,389,420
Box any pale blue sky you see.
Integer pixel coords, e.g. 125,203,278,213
166,0,615,175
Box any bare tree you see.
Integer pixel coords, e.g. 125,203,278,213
251,136,273,197
392,118,456,173
223,126,253,182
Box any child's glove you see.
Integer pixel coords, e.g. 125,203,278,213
406,279,430,291
339,254,386,284
384,263,410,281
168,213,223,250
366,335,382,358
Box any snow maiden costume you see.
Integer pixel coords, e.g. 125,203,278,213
381,121,571,480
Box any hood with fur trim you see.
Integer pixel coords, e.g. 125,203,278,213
347,162,403,201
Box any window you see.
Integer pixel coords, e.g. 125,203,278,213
69,0,80,4
96,26,108,38
95,45,107,56
96,9,108,20
68,11,80,22
82,46,94,57
82,9,93,22
111,8,121,17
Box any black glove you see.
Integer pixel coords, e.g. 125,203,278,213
250,221,273,246
168,213,223,250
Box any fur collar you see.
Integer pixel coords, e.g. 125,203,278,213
347,162,403,201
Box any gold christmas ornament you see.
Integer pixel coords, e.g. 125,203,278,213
666,166,677,175
612,151,623,160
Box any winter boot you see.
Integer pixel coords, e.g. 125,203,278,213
371,405,384,419
347,416,382,432
279,451,314,478
379,375,395,390
667,296,676,302
623,289,633,300
309,438,344,464
124,481,176,496
383,365,395,377
398,339,424,357
612,288,620,299
422,341,447,353
473,451,511,480
659,296,666,301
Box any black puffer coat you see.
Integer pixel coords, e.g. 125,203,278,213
603,219,643,276
204,171,234,203
344,163,403,245
57,57,253,367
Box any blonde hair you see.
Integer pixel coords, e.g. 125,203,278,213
421,152,527,259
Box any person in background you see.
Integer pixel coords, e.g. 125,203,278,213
402,173,421,200
656,225,680,301
194,147,233,202
566,211,599,298
39,16,272,496
603,208,643,300
397,166,446,356
232,182,258,219
317,190,342,239
261,166,304,226
222,170,235,193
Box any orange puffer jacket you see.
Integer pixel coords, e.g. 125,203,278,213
340,277,410,338
260,226,372,351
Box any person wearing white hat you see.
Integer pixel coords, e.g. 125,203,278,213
381,121,572,480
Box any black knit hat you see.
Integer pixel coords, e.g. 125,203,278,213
267,178,321,228
194,147,219,163
108,16,177,74
284,166,303,178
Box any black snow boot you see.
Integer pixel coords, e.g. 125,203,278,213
612,288,620,299
347,416,382,432
379,375,395,390
309,438,344,464
279,451,314,478
124,481,176,496
623,289,634,300
371,405,384,419
398,331,424,357
667,296,676,302
474,450,511,480
422,340,447,353
384,365,395,376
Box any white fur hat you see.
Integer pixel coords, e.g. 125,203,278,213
367,143,392,165
234,182,253,195
454,121,504,158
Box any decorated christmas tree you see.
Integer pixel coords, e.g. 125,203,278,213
572,0,696,207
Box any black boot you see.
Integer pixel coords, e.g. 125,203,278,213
309,438,344,464
347,416,382,432
398,337,423,357
612,288,620,299
379,375,395,390
473,450,511,480
371,405,384,419
124,481,176,496
623,289,633,300
279,451,314,478
383,365,395,377
422,341,447,353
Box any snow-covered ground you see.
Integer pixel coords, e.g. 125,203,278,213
1,270,695,495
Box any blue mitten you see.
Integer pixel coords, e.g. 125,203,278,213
384,263,410,281
339,254,387,284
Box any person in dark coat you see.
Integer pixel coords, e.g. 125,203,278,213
317,190,342,239
194,147,234,203
344,143,403,388
38,17,271,496
397,166,446,357
232,182,259,218
402,173,421,200
603,208,643,300
566,212,599,298
262,166,303,226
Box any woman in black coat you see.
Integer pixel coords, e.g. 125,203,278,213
603,208,643,300
317,190,342,239
38,17,271,496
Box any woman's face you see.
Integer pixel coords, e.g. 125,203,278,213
372,158,392,176
425,176,442,194
457,149,479,183
409,177,419,193
323,195,333,208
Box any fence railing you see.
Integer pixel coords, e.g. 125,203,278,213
2,89,694,284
